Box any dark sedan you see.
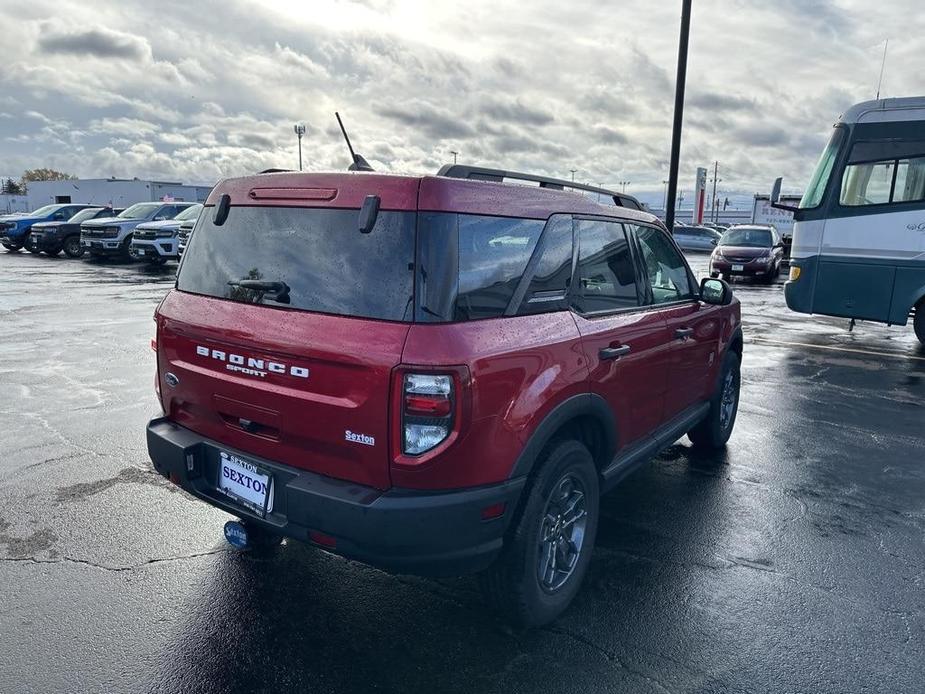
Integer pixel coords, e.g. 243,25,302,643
29,207,124,258
709,225,784,283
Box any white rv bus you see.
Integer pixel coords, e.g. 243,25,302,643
773,97,925,345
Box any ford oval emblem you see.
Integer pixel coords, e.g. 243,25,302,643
165,372,180,387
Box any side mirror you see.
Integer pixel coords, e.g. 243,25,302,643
770,177,783,204
700,277,732,306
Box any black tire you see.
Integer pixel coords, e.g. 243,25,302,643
479,439,599,628
24,236,40,254
3,243,21,253
688,350,741,449
62,236,83,258
148,255,167,266
120,235,135,261
914,303,925,346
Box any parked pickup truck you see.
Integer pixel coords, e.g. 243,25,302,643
130,204,202,264
81,201,198,260
1,204,92,252
30,207,124,258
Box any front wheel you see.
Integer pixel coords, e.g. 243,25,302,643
62,236,84,258
479,439,599,627
914,304,925,346
688,350,741,448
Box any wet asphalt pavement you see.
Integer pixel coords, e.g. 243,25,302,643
1,250,923,694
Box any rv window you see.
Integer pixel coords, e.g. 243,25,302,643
800,126,846,209
840,153,925,207
893,158,925,203
840,160,895,206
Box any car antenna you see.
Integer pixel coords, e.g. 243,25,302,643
335,112,374,172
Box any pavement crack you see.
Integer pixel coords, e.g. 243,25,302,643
0,548,232,573
541,625,675,693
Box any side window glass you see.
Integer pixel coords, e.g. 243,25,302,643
840,160,894,206
519,215,573,316
893,157,925,203
456,214,544,320
633,225,694,305
574,219,638,313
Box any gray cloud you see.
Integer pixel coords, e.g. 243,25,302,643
0,0,919,206
37,26,150,61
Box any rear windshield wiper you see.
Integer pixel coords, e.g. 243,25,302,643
227,279,291,304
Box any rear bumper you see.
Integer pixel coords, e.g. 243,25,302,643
146,417,525,576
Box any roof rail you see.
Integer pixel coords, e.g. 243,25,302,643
436,164,643,210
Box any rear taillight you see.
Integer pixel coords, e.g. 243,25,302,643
402,374,453,455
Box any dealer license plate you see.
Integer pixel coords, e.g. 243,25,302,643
217,450,274,516
732,264,744,272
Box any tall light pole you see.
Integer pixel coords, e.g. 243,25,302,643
570,169,577,182
664,0,692,230
662,179,669,213
450,150,458,164
294,123,306,171
619,181,631,193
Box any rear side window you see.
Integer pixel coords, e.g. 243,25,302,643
177,207,415,321
518,215,573,315
416,213,544,321
574,219,639,313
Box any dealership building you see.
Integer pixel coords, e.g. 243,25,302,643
22,178,213,210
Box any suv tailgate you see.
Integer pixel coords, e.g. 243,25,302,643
157,291,408,490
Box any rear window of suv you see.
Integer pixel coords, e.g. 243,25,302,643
177,207,415,321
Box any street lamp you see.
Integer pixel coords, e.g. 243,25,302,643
662,179,669,212
570,169,577,182
449,150,458,164
293,123,306,171
619,181,631,193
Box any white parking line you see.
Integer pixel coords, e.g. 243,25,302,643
750,337,925,362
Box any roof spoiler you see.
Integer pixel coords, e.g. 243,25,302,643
437,164,643,210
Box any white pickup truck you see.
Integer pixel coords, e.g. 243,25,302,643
80,202,197,260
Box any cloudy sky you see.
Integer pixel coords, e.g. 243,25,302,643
0,0,921,207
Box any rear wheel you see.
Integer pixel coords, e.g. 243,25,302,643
914,303,925,346
688,350,741,449
479,439,599,628
62,236,84,258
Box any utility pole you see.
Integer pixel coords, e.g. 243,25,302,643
709,160,721,222
664,0,692,230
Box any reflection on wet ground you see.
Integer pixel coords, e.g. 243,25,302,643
0,251,923,694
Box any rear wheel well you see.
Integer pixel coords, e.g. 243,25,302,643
547,415,611,473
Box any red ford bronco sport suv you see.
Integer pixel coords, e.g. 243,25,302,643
147,165,742,626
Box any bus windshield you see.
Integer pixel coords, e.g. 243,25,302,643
799,126,846,209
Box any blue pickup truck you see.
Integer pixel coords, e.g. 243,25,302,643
0,204,92,252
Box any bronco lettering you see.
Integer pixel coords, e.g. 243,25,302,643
196,344,309,378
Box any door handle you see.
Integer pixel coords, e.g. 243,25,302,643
599,345,631,360
674,327,694,340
